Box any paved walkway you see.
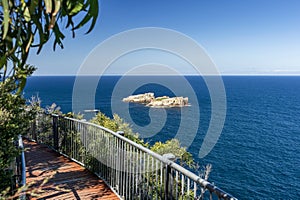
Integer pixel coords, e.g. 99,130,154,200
24,140,120,200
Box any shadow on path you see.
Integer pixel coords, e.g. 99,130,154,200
24,139,119,200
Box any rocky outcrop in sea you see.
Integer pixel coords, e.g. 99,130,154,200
122,93,189,108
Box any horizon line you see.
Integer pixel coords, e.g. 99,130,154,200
31,73,300,76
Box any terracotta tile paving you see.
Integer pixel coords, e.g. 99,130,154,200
24,139,120,200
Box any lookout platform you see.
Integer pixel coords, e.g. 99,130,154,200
24,139,119,200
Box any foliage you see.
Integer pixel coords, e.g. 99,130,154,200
0,79,31,192
63,111,83,120
45,103,62,115
91,111,195,167
27,95,43,114
1,0,99,91
112,114,149,147
89,111,197,199
91,112,149,147
0,0,99,195
151,139,194,167
91,112,118,131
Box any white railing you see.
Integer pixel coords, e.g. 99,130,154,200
28,113,237,200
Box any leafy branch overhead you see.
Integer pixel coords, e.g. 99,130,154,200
0,0,99,91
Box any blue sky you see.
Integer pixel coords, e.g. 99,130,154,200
28,0,300,75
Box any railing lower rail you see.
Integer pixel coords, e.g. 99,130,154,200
28,113,237,200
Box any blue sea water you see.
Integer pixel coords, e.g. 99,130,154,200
24,76,300,199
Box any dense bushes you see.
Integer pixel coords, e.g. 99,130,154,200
91,112,195,167
0,80,32,192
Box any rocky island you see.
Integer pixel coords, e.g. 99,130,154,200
122,92,189,108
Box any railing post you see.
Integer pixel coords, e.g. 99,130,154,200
52,115,59,150
18,135,26,200
32,118,37,141
163,153,176,200
164,163,172,200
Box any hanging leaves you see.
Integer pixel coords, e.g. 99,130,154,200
29,0,39,15
0,0,99,91
53,0,62,16
1,0,99,55
24,6,31,22
73,0,99,34
68,0,84,16
44,0,53,14
0,55,7,71
1,0,9,39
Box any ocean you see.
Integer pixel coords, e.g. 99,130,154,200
24,76,300,199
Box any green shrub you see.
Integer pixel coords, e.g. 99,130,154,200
0,80,31,192
91,112,194,166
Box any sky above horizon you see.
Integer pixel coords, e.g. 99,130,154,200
28,0,300,75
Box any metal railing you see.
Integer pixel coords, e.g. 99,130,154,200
14,135,26,200
28,113,237,200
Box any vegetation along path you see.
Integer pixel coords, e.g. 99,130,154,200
24,139,119,200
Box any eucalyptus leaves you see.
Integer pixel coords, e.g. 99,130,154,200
0,0,99,91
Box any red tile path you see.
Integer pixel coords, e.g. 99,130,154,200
24,139,120,200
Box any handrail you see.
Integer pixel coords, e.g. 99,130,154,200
30,113,238,200
65,116,236,199
17,135,26,200
63,115,173,163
